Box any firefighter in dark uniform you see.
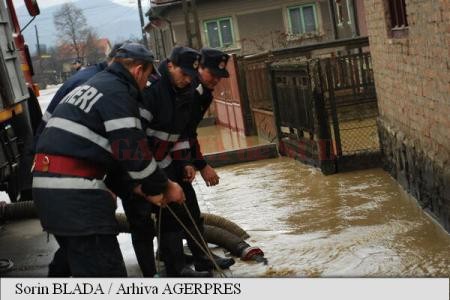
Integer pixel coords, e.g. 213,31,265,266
138,46,210,277
35,43,124,142
34,43,161,278
33,43,185,277
177,48,235,272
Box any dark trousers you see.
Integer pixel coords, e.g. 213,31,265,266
154,203,187,276
105,172,157,277
177,181,207,258
122,196,156,277
179,181,202,230
48,235,127,277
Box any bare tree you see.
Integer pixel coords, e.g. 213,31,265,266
53,3,90,62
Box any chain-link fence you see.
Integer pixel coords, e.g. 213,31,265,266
270,49,380,173
337,117,379,155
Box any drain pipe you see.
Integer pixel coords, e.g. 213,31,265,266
202,213,250,240
0,201,37,221
0,201,250,240
203,225,267,264
0,201,266,265
1,202,245,233
114,213,266,263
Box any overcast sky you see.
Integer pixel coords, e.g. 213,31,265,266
12,0,149,8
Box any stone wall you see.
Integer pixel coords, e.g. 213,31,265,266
364,0,450,230
378,118,449,230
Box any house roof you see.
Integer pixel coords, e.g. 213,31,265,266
96,38,112,55
148,0,181,19
150,0,182,8
57,38,112,60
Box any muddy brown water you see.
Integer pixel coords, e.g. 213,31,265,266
192,157,450,277
196,126,269,153
1,154,447,277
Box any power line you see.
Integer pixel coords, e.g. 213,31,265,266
95,6,138,29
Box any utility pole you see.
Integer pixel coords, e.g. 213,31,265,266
182,0,202,49
191,0,202,49
34,24,41,57
34,24,43,71
182,0,193,48
137,0,149,47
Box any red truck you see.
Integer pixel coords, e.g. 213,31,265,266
0,0,42,202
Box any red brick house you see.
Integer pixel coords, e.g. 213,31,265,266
365,0,450,231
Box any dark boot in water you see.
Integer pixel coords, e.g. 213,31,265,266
180,266,211,277
194,253,235,272
183,216,234,272
161,231,212,277
185,223,235,272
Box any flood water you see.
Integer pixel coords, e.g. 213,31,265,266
196,125,269,153
192,157,450,277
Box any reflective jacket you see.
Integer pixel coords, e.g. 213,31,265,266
185,82,214,170
33,62,168,236
141,60,195,179
35,62,108,140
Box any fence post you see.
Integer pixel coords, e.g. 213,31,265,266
236,58,256,136
315,60,337,175
324,59,343,158
268,65,283,146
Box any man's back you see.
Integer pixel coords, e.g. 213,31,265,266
39,63,107,127
34,62,156,236
141,60,195,171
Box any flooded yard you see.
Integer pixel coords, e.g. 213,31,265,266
1,131,448,277
193,157,450,277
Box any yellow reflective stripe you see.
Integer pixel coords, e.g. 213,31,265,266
14,103,23,114
0,103,23,123
21,64,30,72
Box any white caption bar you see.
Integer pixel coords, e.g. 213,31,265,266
0,278,448,300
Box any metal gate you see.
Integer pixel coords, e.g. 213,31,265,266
270,51,381,174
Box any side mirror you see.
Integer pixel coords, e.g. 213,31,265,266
25,0,40,17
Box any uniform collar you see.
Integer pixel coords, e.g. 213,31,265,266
96,61,108,71
107,62,142,100
195,80,213,96
196,84,204,95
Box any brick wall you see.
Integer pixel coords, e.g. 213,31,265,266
364,0,450,230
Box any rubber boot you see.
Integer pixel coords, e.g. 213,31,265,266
161,231,211,277
155,248,195,264
185,225,235,272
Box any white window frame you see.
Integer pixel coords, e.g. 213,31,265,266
287,4,319,35
203,17,235,49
